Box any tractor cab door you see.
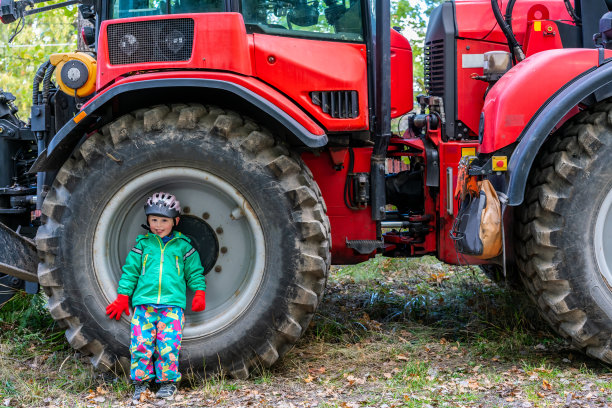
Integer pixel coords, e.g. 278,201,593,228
242,0,370,132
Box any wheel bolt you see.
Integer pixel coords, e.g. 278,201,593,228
220,246,227,254
216,227,223,234
215,265,222,272
203,212,210,220
183,206,191,214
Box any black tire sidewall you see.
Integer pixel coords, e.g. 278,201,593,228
552,148,612,329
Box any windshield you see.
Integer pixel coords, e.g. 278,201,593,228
241,0,363,42
110,0,224,18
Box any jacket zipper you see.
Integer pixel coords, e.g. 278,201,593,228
176,256,180,276
155,235,179,304
142,254,148,275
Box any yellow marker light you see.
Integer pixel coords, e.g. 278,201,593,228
73,111,87,124
461,147,476,157
492,156,508,171
534,21,542,31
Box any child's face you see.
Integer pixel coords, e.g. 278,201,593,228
147,215,179,238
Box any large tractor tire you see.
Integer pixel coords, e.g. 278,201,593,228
35,104,330,378
516,101,612,363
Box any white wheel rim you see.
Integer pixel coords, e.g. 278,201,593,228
92,167,266,338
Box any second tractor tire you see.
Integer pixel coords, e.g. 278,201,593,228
516,100,612,363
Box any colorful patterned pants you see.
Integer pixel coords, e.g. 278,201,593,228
130,305,185,383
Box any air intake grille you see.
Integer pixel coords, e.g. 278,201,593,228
107,18,194,65
311,91,359,119
424,39,444,96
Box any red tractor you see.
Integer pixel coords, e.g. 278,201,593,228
0,0,612,376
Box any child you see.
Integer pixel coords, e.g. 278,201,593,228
106,192,207,401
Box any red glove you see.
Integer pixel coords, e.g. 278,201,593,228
192,290,206,312
106,294,130,320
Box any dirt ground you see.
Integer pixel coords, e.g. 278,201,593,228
2,261,612,408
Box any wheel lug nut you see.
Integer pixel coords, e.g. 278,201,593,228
216,227,223,234
221,246,228,254
202,212,210,220
215,265,222,272
183,206,191,214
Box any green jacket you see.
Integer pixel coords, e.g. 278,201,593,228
117,232,206,309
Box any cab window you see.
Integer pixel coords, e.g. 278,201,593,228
111,0,224,18
241,0,364,42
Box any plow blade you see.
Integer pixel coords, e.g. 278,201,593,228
0,222,38,283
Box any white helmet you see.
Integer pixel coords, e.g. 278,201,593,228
144,192,181,218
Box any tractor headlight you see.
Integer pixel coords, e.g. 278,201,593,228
119,33,139,56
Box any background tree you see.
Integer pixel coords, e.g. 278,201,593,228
0,1,77,115
392,0,444,97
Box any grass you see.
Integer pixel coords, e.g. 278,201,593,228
1,257,612,406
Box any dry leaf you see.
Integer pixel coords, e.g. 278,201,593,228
396,354,410,361
304,375,314,383
541,380,552,390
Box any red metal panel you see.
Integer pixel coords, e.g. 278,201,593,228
253,34,369,132
97,13,253,90
390,29,413,118
456,39,505,136
455,0,574,46
523,21,564,56
83,71,326,136
480,48,612,154
435,140,483,265
301,148,376,264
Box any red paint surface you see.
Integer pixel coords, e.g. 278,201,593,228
302,148,376,264
253,34,369,131
84,71,326,136
455,0,574,45
523,21,564,56
97,13,253,90
390,29,413,118
480,49,610,153
456,38,505,136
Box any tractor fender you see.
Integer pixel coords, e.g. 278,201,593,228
30,74,328,172
505,56,612,206
477,48,612,206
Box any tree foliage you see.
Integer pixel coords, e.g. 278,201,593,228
0,1,77,115
392,0,444,96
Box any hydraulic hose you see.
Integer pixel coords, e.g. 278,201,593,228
491,0,525,62
564,0,581,25
32,60,50,106
42,64,56,105
504,0,517,34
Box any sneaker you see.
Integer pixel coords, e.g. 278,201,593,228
155,382,178,399
132,381,150,401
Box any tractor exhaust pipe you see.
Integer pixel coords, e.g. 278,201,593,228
0,221,38,282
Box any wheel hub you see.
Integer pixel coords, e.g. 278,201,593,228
175,215,219,275
92,167,265,338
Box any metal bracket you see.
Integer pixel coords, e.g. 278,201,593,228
345,237,385,255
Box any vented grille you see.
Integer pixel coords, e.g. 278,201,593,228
424,39,444,96
107,18,194,65
310,91,359,119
